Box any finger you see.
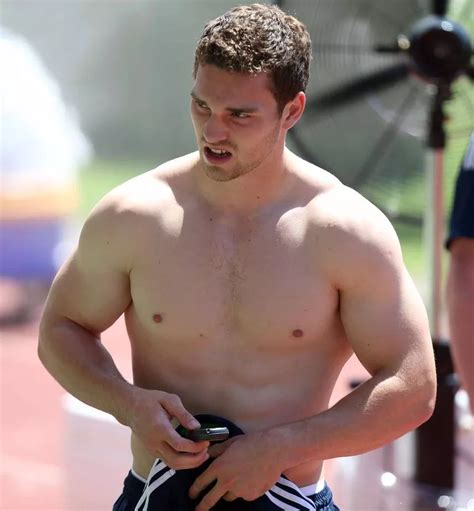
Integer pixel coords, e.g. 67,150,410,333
208,442,226,458
189,464,217,499
167,428,210,453
156,414,209,453
223,492,238,502
194,481,226,511
162,394,200,430
208,436,240,458
160,442,210,470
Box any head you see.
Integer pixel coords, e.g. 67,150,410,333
191,4,312,182
193,3,312,115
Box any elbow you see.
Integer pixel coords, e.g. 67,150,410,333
37,333,49,367
416,393,436,427
37,313,56,370
37,323,49,368
412,375,437,428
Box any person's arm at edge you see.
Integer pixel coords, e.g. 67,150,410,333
446,237,474,406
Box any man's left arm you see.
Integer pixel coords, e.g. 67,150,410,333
278,210,437,465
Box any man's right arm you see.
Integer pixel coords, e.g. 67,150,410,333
38,193,209,468
38,196,136,419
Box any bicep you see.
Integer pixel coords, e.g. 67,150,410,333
43,213,132,334
340,266,432,379
45,253,131,334
335,218,433,380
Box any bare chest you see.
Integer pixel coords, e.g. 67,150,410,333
128,208,338,346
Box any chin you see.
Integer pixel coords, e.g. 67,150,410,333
203,164,240,182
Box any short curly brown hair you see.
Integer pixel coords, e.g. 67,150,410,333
193,3,312,114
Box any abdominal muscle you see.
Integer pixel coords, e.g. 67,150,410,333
127,327,349,487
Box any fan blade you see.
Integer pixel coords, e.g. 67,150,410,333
352,85,420,188
375,44,403,54
433,0,448,16
306,63,409,115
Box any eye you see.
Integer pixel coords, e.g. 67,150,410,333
195,100,209,111
232,111,250,119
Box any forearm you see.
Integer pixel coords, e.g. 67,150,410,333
274,370,434,467
38,316,135,426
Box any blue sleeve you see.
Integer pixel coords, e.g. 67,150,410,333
446,132,474,250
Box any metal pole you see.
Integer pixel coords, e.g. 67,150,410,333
415,87,458,490
431,148,444,338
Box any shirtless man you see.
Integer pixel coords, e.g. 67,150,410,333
38,4,437,511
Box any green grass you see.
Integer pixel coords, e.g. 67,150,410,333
78,159,153,218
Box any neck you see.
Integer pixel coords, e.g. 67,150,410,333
193,146,294,218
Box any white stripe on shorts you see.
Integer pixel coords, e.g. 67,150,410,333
134,459,175,511
265,476,316,510
265,490,304,511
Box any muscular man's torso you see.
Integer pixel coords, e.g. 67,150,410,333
119,152,353,486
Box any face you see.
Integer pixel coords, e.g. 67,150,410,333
190,64,284,182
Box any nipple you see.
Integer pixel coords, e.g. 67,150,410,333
292,329,304,338
153,314,163,324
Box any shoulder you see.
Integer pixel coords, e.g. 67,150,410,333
287,153,399,255
77,153,198,260
306,181,404,288
312,183,396,236
84,153,197,229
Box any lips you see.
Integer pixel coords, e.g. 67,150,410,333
206,146,232,156
204,146,233,164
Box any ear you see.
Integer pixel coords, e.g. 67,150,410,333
281,92,306,130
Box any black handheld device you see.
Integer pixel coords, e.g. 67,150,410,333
177,425,230,442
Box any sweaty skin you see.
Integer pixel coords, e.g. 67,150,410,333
39,65,436,506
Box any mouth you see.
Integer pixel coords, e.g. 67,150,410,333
203,146,233,165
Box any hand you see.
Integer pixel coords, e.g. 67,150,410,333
189,431,283,510
126,387,210,470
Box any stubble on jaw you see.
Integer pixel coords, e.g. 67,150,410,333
199,123,282,183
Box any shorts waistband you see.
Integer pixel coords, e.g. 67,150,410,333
299,478,326,496
313,481,335,507
130,468,147,483
275,475,334,509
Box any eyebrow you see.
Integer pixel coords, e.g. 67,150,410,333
190,91,259,114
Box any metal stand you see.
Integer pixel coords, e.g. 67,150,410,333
415,85,458,490
415,341,458,489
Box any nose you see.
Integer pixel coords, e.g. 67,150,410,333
203,114,229,144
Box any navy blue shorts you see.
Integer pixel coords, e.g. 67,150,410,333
113,415,340,511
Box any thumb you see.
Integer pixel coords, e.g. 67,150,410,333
208,436,240,458
162,394,200,430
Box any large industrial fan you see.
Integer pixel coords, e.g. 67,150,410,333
273,0,472,334
274,0,473,503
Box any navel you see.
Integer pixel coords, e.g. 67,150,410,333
292,329,304,338
153,313,163,324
